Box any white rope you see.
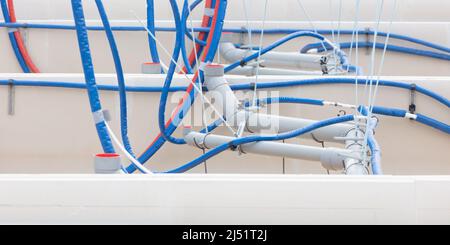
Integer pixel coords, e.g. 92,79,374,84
186,0,209,135
361,0,385,166
363,0,384,102
251,0,270,108
350,0,361,113
368,0,398,113
295,0,328,51
336,0,343,49
242,0,253,49
329,0,338,70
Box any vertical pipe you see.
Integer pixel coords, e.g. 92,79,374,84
70,0,114,153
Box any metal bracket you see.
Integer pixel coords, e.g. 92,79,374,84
320,56,329,75
364,27,371,55
409,83,417,118
8,79,15,116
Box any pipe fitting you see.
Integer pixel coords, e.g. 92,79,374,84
94,153,123,174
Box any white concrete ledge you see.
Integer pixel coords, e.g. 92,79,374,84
0,174,449,224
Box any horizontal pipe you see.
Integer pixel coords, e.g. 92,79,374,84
184,130,349,165
220,42,327,70
245,113,354,143
226,66,324,76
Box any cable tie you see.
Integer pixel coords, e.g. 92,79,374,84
203,8,215,17
228,141,238,151
8,27,18,33
92,110,110,124
405,113,417,120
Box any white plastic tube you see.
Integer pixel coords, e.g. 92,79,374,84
245,113,354,143
203,64,241,125
184,130,349,167
219,42,328,70
227,66,324,76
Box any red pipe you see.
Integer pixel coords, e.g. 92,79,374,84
8,0,40,73
181,0,212,74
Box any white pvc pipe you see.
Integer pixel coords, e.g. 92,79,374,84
245,113,354,143
184,130,350,166
219,42,328,70
203,65,241,124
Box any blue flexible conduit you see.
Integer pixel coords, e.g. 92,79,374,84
366,133,382,175
301,41,450,61
356,106,382,174
0,0,30,73
415,114,450,134
1,21,449,55
180,0,194,74
358,105,450,134
70,0,114,153
158,0,186,145
146,0,160,64
1,3,447,175
94,0,135,157
127,0,228,173
158,0,226,145
183,0,208,47
245,97,325,107
228,78,450,108
2,78,448,108
2,21,449,61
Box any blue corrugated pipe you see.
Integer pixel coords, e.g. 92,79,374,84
94,0,136,158
158,0,186,145
2,78,448,108
146,0,160,64
358,105,450,134
70,0,114,153
128,0,228,173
